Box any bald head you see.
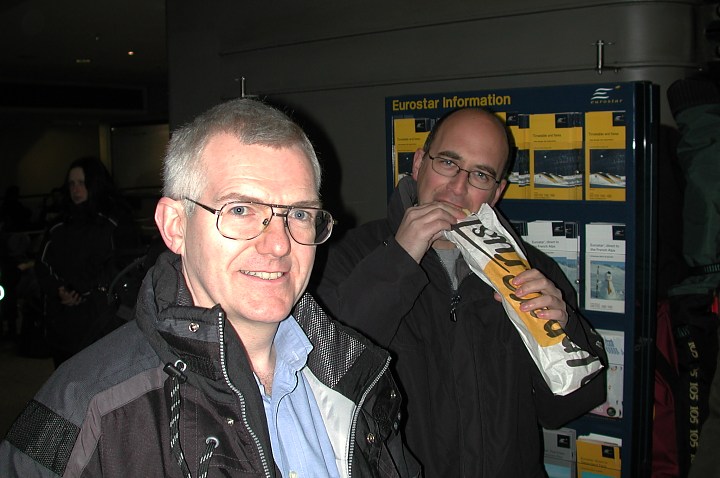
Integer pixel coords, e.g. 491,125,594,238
411,107,509,213
423,108,511,178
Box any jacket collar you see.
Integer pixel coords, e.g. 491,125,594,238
135,251,390,400
134,251,229,382
387,176,418,233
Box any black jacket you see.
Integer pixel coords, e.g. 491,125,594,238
314,178,607,478
36,205,119,354
1,251,419,477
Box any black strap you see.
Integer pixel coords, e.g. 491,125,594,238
689,262,720,275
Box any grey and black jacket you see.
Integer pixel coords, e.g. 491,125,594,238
1,251,419,478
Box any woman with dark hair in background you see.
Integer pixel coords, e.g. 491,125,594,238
37,157,136,368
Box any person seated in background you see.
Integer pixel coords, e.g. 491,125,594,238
0,98,419,478
313,107,607,477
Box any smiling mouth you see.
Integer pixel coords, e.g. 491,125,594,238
241,271,284,280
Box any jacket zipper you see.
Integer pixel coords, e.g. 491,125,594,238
436,251,461,322
347,355,392,478
450,293,461,322
216,310,272,478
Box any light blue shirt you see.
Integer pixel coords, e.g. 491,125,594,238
256,317,341,478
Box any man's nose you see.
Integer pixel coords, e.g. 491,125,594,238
447,169,470,192
256,213,292,256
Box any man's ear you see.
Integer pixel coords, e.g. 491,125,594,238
490,179,508,207
155,197,186,254
411,149,425,180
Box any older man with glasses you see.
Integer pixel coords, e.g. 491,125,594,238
1,98,419,478
314,107,607,478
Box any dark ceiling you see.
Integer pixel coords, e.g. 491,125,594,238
0,0,168,121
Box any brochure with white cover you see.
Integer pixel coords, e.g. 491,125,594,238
584,223,626,313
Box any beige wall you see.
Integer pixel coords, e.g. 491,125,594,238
1,121,97,194
167,1,702,228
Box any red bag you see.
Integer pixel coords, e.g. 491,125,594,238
653,299,680,477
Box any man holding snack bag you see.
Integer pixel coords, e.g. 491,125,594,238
314,108,608,477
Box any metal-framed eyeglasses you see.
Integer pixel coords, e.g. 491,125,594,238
184,198,335,245
426,153,501,190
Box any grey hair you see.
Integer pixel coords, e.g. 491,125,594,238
162,98,321,212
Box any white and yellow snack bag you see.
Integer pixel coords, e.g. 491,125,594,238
444,203,603,395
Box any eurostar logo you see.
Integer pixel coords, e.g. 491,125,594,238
590,86,624,104
591,87,615,100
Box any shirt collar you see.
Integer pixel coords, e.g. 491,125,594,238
274,316,313,372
